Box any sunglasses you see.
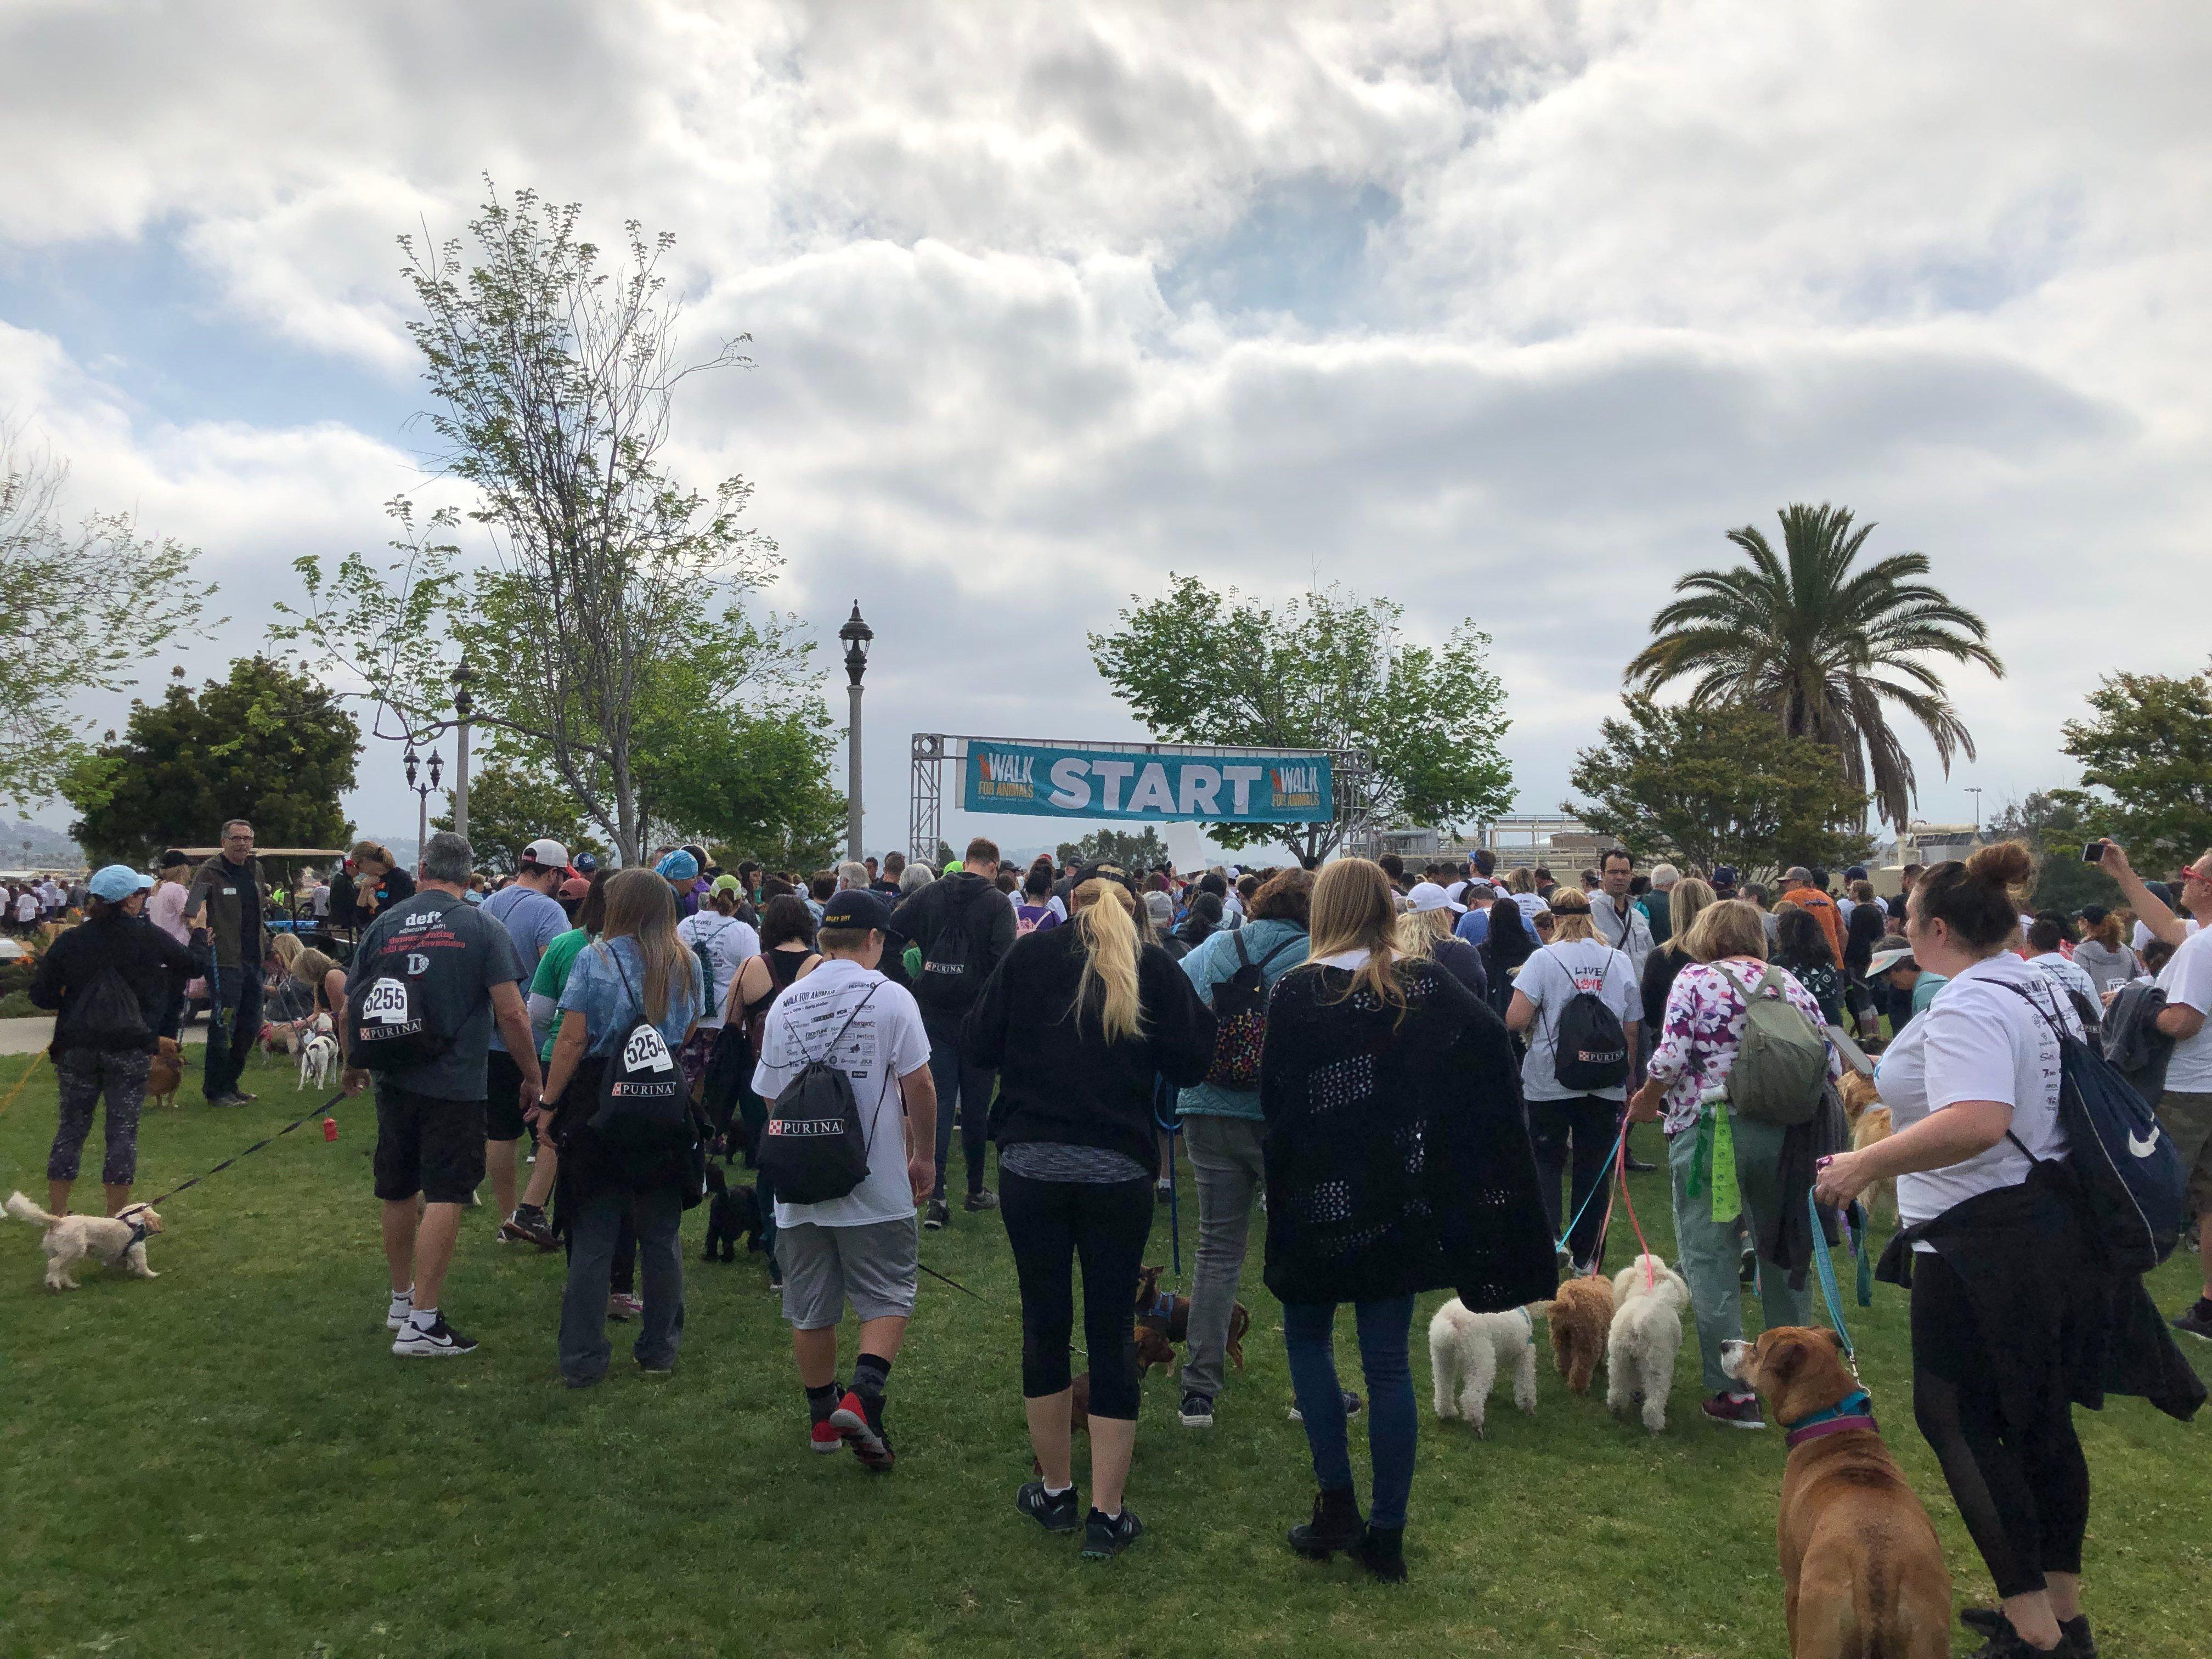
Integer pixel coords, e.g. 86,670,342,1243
2180,867,2212,888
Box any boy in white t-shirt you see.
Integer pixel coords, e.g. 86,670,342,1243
751,888,938,1470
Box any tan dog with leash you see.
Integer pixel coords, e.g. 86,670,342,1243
1723,1327,1950,1658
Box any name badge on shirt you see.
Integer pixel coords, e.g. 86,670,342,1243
222,887,237,896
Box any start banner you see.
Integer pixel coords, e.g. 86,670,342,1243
961,742,1333,824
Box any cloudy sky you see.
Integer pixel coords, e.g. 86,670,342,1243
3,1,2205,859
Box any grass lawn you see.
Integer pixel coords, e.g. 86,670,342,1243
2,1046,2205,1658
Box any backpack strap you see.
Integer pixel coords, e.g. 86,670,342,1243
799,979,884,1070
1254,933,1304,973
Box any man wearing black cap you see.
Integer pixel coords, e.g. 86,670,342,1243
751,887,938,1470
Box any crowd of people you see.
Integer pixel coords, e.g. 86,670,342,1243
2,871,86,933
14,815,2208,1647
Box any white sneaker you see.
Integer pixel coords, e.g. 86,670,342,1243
386,1291,413,1331
391,1314,479,1357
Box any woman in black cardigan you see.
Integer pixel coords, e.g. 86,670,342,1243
1261,858,1554,1583
963,867,1215,1560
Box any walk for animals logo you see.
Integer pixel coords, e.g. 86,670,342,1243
1270,763,1324,811
976,749,1039,803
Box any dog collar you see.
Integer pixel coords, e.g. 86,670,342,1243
121,1218,150,1250
1781,1389,1877,1448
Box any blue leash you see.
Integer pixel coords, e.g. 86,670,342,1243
1808,1187,1864,1372
1555,1118,1629,1259
1154,1075,1182,1282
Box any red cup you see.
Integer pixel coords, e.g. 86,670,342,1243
323,1116,338,1143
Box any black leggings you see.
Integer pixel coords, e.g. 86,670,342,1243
1527,1094,1617,1265
1000,1168,1153,1420
1911,1251,2089,1598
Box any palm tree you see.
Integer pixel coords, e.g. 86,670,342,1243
1625,503,2005,830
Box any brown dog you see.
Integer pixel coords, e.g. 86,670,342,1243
1544,1274,1615,1395
1132,1264,1249,1377
1031,1370,1091,1475
1837,1069,1881,1125
1850,1105,1896,1223
1723,1329,1950,1659
146,1037,183,1109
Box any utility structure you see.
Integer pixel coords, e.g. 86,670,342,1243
840,605,873,862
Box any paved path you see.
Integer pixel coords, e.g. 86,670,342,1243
0,1017,208,1056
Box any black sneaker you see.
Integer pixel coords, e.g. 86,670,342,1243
1962,1609,2094,1658
1700,1391,1765,1429
2170,1300,2212,1341
1017,1480,1081,1533
923,1198,950,1231
1957,1611,2069,1658
500,1205,557,1250
962,1189,1000,1214
829,1389,894,1472
1287,1486,1363,1559
1080,1506,1143,1560
391,1314,478,1357
1289,1389,1364,1423
1178,1391,1215,1429
1623,1154,1657,1173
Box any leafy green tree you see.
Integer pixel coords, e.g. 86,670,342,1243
1053,827,1171,871
1089,576,1513,864
270,184,811,863
0,426,216,806
430,750,604,875
2056,665,2212,871
63,657,359,866
1626,503,2004,830
1987,790,2121,915
1564,696,1872,878
634,689,846,873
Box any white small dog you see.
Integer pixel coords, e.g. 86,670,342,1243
1427,1299,1538,1435
298,1030,339,1090
6,1191,164,1291
1606,1253,1691,1432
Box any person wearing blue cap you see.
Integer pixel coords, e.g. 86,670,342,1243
28,864,198,1219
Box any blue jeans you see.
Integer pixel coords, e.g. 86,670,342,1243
1282,1296,1418,1529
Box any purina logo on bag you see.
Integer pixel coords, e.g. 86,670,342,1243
359,980,415,1028
765,1118,845,1138
1270,764,1323,810
974,749,1038,802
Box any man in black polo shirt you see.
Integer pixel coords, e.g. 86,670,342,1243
342,832,540,1358
183,818,269,1105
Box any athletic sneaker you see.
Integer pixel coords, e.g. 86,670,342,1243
391,1314,478,1357
500,1205,556,1250
2170,1299,2212,1341
923,1198,950,1231
1962,1608,2095,1658
828,1389,894,1472
1179,1391,1215,1429
962,1189,1000,1214
607,1291,643,1322
385,1291,413,1331
1016,1480,1081,1533
1288,1390,1363,1424
1700,1391,1765,1429
809,1417,842,1454
1956,1612,2075,1658
1080,1506,1144,1560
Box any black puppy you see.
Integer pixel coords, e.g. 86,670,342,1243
702,1163,766,1263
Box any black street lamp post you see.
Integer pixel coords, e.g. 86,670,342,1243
838,605,873,862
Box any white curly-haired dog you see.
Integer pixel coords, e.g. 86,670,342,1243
1605,1253,1690,1432
1427,1299,1538,1435
6,1191,163,1291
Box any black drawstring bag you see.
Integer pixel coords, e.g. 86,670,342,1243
59,966,153,1052
586,947,691,1144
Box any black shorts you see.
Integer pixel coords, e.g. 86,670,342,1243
373,1086,487,1205
485,1048,528,1142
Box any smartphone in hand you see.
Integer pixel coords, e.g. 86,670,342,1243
2083,840,2104,864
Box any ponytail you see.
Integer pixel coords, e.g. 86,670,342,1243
1070,877,1146,1044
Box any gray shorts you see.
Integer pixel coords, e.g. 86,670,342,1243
2157,1089,2212,1211
776,1217,919,1328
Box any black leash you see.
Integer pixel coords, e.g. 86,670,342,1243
917,1259,992,1303
143,1090,349,1207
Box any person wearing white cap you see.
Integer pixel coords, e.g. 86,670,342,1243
27,864,197,1219
481,838,573,1245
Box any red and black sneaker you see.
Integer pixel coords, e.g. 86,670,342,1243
828,1389,894,1472
809,1417,842,1455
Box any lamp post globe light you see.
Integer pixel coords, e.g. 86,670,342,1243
404,745,445,879
839,604,873,862
449,659,478,843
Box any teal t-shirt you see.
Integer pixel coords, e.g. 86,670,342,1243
1911,972,1949,1014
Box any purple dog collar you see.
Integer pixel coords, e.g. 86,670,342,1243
1784,1413,1879,1449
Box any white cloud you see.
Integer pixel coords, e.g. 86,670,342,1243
3,1,2206,853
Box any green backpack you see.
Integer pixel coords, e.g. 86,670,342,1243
1723,964,1827,1127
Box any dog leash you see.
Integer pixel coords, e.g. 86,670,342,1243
1154,1074,1182,1283
141,1090,349,1207
1612,1124,1656,1290
0,1048,43,1117
1555,1119,1628,1259
1807,1187,1859,1375
916,1259,992,1304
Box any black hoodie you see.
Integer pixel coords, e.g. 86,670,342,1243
887,870,1017,1029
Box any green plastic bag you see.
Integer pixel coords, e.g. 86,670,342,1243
1709,1102,1741,1224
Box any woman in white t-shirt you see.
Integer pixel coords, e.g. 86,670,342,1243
1506,888,1636,1273
1815,845,2092,1659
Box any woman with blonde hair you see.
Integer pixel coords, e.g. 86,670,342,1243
347,839,414,924
1395,884,1487,998
1261,859,1553,1582
1628,898,1838,1429
963,865,1216,1559
540,866,705,1388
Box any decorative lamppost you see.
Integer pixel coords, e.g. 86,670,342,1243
404,745,444,878
449,659,477,842
838,604,873,862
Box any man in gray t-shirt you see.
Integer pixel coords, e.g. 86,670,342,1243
342,832,541,1360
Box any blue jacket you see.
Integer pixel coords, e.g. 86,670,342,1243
1175,917,1309,1121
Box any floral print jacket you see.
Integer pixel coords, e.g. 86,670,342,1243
1647,957,1838,1136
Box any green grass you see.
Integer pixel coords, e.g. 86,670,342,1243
1,1047,2204,1658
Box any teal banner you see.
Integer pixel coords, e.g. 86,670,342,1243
962,742,1333,823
